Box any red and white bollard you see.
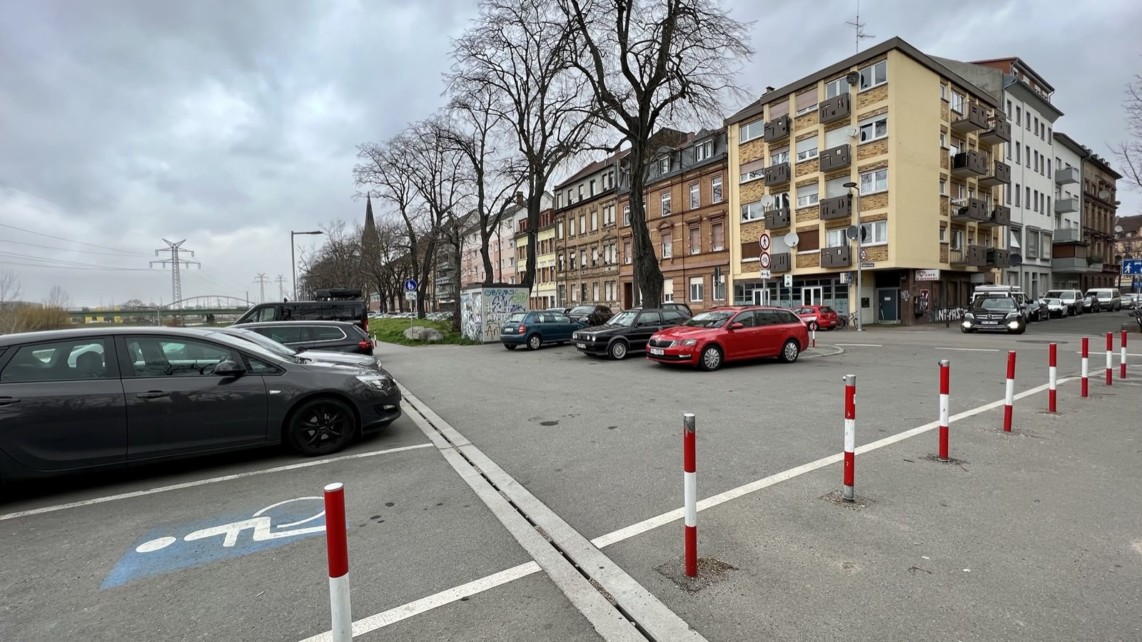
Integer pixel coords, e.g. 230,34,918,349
1048,343,1057,414
1106,332,1114,386
842,374,856,502
683,413,697,578
1003,351,1016,432
324,483,352,642
937,360,950,462
1081,337,1089,398
1121,330,1128,380
810,327,817,348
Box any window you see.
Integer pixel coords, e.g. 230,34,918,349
940,84,948,101
592,247,599,266
940,178,947,195
1046,159,1051,178
825,77,847,99
569,217,576,236
312,326,348,342
770,146,790,165
1007,141,1011,160
712,222,724,250
579,214,585,231
604,204,615,227
589,179,596,196
796,182,820,208
859,168,888,194
689,276,704,302
1006,99,1012,118
689,184,700,209
124,337,233,378
662,232,672,258
796,135,819,162
741,201,764,222
556,193,563,209
0,339,112,382
1026,186,1031,207
861,220,888,245
1040,231,1052,258
623,241,631,264
591,210,598,231
694,141,713,161
940,131,947,148
769,192,791,210
795,89,818,115
740,119,764,142
593,283,599,301
859,60,887,90
711,176,723,203
1014,182,1021,207
799,228,820,252
951,229,964,250
950,92,964,114
1034,150,1039,173
858,115,887,143
1005,183,1011,204
557,221,564,239
1026,229,1039,258
1014,144,1020,164
740,160,765,183
1015,105,1021,125
826,228,847,248
662,280,674,303
658,157,670,174
1034,116,1040,137
940,225,947,242
689,226,700,254
661,192,672,216
581,251,587,267
623,204,630,226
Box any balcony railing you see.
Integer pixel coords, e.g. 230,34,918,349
1052,227,1084,244
764,115,791,142
1055,197,1078,214
951,150,988,177
1054,166,1080,185
979,119,1011,146
978,160,1011,188
819,144,852,172
821,245,852,268
769,252,792,273
763,162,791,185
986,248,1010,268
819,94,851,124
764,207,791,229
951,198,988,223
819,194,852,221
951,102,989,134
949,245,988,266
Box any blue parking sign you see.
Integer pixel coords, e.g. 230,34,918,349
1122,259,1142,276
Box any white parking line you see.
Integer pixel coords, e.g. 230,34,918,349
834,343,883,347
311,378,1069,638
1075,351,1142,358
0,443,434,522
933,347,1000,352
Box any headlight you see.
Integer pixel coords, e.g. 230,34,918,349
964,312,975,320
1005,312,1020,320
356,374,394,391
680,339,697,346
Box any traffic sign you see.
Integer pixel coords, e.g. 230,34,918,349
760,269,772,280
783,274,793,288
404,278,418,292
859,248,868,262
759,233,771,251
1122,259,1142,275
405,291,417,301
759,253,771,269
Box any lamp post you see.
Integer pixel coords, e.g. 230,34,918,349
843,182,863,331
291,230,323,300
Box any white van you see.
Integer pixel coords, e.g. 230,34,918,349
1085,288,1122,312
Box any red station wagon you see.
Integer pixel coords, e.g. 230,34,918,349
645,306,810,371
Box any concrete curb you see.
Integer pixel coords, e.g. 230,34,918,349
803,344,845,359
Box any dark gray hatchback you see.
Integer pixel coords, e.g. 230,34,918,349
0,327,401,481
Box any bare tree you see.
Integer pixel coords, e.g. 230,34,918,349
448,0,598,289
360,210,411,314
1114,74,1142,191
45,285,70,309
297,220,364,298
561,0,752,305
0,269,21,306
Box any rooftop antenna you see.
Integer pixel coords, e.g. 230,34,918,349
846,0,875,54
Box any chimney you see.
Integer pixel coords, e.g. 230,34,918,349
515,191,525,206
765,86,774,93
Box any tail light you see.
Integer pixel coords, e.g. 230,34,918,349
518,325,527,334
358,340,373,353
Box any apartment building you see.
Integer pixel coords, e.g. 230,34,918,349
516,203,557,308
1114,215,1142,291
1052,133,1088,290
1082,152,1122,290
553,152,624,308
724,37,1010,325
938,57,1062,298
615,129,731,311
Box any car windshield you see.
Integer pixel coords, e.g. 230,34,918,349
570,306,595,315
1043,290,1064,298
506,312,527,323
975,298,1017,312
606,311,637,327
819,306,834,314
684,311,734,328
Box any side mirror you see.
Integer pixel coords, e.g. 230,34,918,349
214,360,246,377
729,322,745,331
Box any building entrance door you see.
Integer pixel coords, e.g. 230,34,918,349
752,289,771,305
801,286,823,305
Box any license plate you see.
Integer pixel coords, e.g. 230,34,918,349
649,348,664,356
576,343,586,349
502,328,514,333
982,321,998,325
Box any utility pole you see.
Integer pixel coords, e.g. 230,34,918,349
254,273,269,303
275,274,287,301
151,239,200,308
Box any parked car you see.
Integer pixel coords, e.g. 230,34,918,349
572,307,690,360
1081,292,1101,313
215,326,381,370
793,305,839,330
961,296,1026,334
646,306,809,371
1125,293,1142,310
1026,299,1050,322
1038,297,1070,318
661,302,693,317
567,304,614,327
501,311,583,350
233,288,369,334
0,327,401,480
237,321,374,356
1086,288,1123,312
1041,289,1083,316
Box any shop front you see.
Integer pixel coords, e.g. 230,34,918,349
733,274,851,316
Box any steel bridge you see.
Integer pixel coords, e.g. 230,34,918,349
70,295,253,324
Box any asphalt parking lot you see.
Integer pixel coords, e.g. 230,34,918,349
1,309,1140,641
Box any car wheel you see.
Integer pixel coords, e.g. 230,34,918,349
699,345,723,371
504,344,517,351
285,397,355,456
780,339,800,363
608,340,628,360
527,334,542,350
960,327,974,334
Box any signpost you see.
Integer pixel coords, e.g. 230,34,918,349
404,278,418,292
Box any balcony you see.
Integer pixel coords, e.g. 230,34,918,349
764,207,791,229
819,94,851,124
951,150,988,178
985,204,1011,227
978,119,1011,146
821,245,852,268
986,248,1010,268
769,252,792,273
951,198,988,223
819,144,851,172
819,194,852,221
950,102,989,134
1055,197,1078,214
977,160,1011,188
763,162,791,186
764,115,790,142
1052,227,1084,244
949,245,988,267
1054,166,1080,185
1051,257,1088,273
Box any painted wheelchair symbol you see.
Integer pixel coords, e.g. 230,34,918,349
135,496,326,553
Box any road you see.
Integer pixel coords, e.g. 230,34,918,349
1,310,1139,641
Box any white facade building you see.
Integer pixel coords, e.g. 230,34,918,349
1052,133,1088,290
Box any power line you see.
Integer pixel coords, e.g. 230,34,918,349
0,238,150,257
0,260,155,272
0,221,148,256
151,239,200,307
0,249,151,271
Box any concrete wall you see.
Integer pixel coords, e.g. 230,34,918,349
459,286,530,343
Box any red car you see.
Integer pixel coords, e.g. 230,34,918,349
794,305,839,330
645,306,809,371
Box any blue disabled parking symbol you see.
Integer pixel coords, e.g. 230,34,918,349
103,496,331,589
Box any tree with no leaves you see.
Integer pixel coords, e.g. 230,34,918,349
448,0,599,289
0,269,20,307
561,0,752,306
1114,74,1142,191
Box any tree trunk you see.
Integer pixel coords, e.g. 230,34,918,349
626,146,663,306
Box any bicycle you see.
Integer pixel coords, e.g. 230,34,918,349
835,312,858,330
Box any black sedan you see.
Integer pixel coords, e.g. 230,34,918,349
0,327,401,481
572,307,691,360
567,304,614,327
236,321,375,355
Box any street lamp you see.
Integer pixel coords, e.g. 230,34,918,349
291,230,323,301
843,181,863,331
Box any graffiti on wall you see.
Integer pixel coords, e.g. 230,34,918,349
461,287,529,343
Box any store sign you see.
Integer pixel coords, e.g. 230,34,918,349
915,269,941,282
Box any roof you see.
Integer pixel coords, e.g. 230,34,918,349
0,325,221,346
1116,214,1142,236
1053,132,1089,158
554,149,628,191
970,57,1055,93
725,36,999,126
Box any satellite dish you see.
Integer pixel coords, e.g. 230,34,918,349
845,225,859,241
762,195,775,207
846,71,860,86
784,232,799,247
1009,253,1023,267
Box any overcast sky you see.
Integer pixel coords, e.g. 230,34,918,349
1,0,1139,307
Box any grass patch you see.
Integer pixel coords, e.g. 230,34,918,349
369,317,477,346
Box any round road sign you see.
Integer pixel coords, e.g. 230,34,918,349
759,253,771,269
859,249,868,262
759,233,771,251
